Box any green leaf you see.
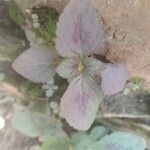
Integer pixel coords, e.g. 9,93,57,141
71,132,94,150
30,101,51,128
25,29,36,43
39,117,67,142
89,126,110,142
32,112,50,129
30,101,51,117
12,108,42,137
12,0,30,13
31,14,38,20
9,1,25,25
39,114,67,142
39,125,67,142
41,137,70,150
12,101,51,137
89,132,146,150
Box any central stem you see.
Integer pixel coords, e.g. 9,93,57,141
78,61,84,73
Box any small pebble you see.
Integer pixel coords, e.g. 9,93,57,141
31,14,38,20
131,84,139,91
125,82,135,89
42,84,49,90
45,89,54,98
123,88,131,95
26,9,31,13
47,79,54,85
33,22,40,28
0,116,5,130
51,85,59,91
53,108,59,114
50,101,58,109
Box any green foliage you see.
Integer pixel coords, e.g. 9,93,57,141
25,30,36,43
11,0,30,13
123,81,143,96
12,105,147,150
130,77,144,85
41,137,70,150
72,128,146,150
25,29,44,46
28,85,43,98
9,3,58,48
33,7,58,46
12,108,42,137
70,126,110,150
0,36,23,61
89,126,110,142
0,62,22,87
0,26,23,61
9,1,25,26
12,101,51,137
89,132,146,150
71,132,94,150
31,13,40,29
12,100,67,141
24,82,43,98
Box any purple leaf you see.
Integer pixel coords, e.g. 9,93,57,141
60,76,101,130
12,46,57,83
101,64,128,96
56,0,104,57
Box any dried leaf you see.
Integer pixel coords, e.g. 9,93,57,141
101,64,128,96
56,0,104,57
60,76,102,130
12,46,57,83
